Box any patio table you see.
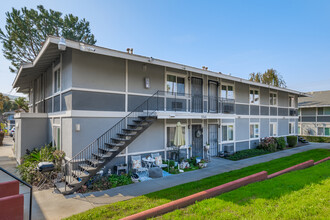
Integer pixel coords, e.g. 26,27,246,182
142,157,155,169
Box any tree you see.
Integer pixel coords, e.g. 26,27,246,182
0,5,96,73
0,93,17,113
14,97,28,113
248,68,286,88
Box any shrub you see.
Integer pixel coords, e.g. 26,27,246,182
226,149,270,161
258,137,277,152
276,137,286,150
17,145,65,185
300,136,330,143
287,136,298,147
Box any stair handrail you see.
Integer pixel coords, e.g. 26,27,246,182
63,90,160,188
0,167,32,220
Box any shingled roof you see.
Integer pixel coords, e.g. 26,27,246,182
299,90,330,108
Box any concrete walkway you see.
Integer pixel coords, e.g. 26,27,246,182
0,136,329,220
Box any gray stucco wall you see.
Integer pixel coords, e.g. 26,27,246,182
235,82,249,103
236,141,249,151
278,119,289,136
278,91,288,107
15,117,48,161
260,87,269,105
301,108,316,115
127,120,165,153
62,118,72,158
45,67,53,98
235,118,249,140
72,50,126,91
71,117,122,157
128,60,165,94
260,118,269,138
71,91,125,111
61,49,73,90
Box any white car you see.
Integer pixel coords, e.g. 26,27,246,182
10,127,15,138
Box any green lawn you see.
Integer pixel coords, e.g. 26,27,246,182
65,149,330,220
158,160,330,219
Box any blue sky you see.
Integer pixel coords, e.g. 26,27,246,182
0,0,330,96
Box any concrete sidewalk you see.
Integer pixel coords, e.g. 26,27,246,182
0,136,329,220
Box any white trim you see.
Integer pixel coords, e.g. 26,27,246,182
220,82,235,99
221,123,234,143
289,122,295,135
165,72,188,94
269,122,278,137
269,91,278,106
249,88,260,105
249,122,260,139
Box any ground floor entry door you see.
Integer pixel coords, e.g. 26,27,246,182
192,125,203,157
208,124,218,156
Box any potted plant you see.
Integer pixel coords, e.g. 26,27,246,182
204,142,210,151
198,159,207,168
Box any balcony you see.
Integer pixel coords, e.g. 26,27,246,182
151,91,235,115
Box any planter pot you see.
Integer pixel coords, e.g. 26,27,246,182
204,145,210,151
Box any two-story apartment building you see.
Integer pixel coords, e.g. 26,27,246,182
298,90,330,136
13,36,305,193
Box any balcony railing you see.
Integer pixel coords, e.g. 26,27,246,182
155,91,235,114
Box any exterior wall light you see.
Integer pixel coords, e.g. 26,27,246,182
58,37,66,51
75,124,80,132
145,77,150,89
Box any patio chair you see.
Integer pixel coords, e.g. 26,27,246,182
131,155,148,176
151,153,168,169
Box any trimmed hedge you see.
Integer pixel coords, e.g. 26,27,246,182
226,149,270,161
300,136,330,143
287,136,297,147
276,137,286,150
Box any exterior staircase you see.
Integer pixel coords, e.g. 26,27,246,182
55,92,159,195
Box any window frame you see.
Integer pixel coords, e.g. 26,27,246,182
250,123,260,139
221,123,234,143
165,72,187,95
53,64,61,94
220,83,235,100
288,95,295,108
249,88,260,105
269,122,278,137
269,92,277,106
165,124,188,148
289,122,295,135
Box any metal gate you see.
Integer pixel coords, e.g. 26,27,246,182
208,124,218,156
191,77,203,113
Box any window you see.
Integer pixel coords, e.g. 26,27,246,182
250,123,259,138
326,128,330,136
317,107,330,115
250,89,259,104
270,123,277,136
166,126,186,147
289,122,295,134
289,96,295,108
298,125,301,135
222,125,234,142
318,127,324,136
54,68,61,93
269,92,277,106
166,74,185,95
221,85,234,99
318,107,323,115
